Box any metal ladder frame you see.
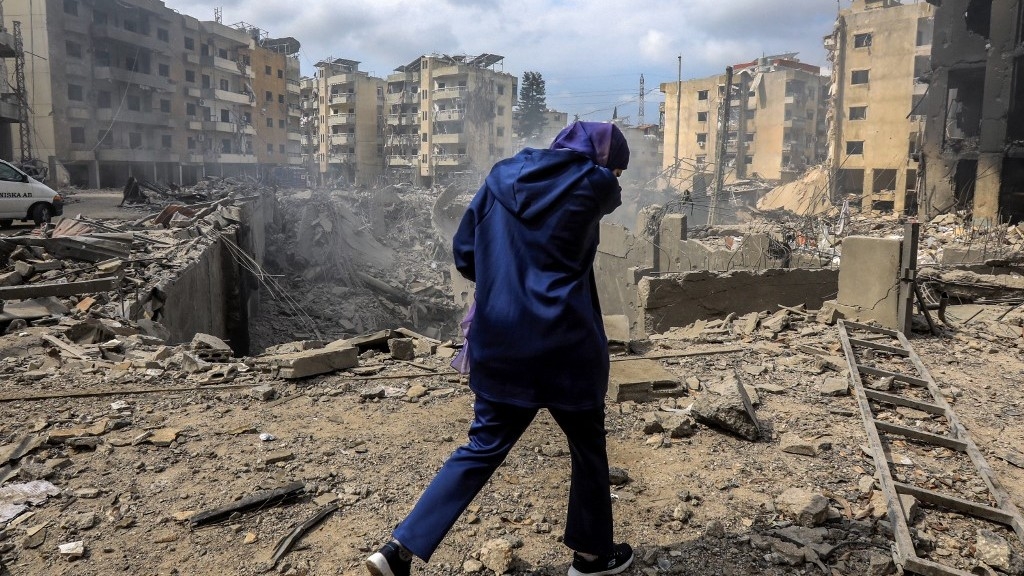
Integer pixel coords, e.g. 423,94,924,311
838,319,1024,576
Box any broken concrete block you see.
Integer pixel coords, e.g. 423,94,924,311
388,338,415,361
261,345,358,379
780,433,816,456
58,540,85,558
264,450,294,465
191,333,231,351
663,414,697,438
147,428,180,447
816,300,840,325
479,538,514,575
264,340,326,355
179,352,211,374
0,271,24,287
976,529,1012,571
75,297,97,313
608,359,682,402
95,259,123,275
201,364,237,385
14,261,34,278
820,377,849,396
250,385,278,401
776,488,829,527
691,372,761,441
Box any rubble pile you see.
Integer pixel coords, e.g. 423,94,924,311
1,276,1022,575
250,187,463,351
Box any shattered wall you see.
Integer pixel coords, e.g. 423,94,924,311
921,0,1024,224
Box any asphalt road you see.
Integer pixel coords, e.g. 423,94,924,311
1,188,140,235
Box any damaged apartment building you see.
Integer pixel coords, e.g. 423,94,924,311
826,0,935,214
920,0,1024,224
384,54,516,186
298,54,517,187
2,0,303,188
659,55,828,200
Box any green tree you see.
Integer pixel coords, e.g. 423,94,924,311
516,71,548,140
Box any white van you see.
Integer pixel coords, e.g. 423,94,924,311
0,159,63,228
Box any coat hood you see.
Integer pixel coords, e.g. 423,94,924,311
484,147,615,221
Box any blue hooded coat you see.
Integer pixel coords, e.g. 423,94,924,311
452,122,628,410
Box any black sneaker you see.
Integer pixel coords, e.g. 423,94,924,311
366,541,412,576
568,543,633,576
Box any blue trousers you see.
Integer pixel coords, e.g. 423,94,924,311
392,397,614,561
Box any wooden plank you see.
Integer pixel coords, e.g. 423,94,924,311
848,337,909,357
875,420,967,452
611,345,746,362
858,365,931,388
864,389,945,415
904,556,977,576
190,482,305,527
894,482,1013,525
0,275,120,301
40,334,92,360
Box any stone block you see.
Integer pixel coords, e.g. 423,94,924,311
820,377,849,396
776,488,829,527
835,237,902,330
262,345,359,379
191,333,231,351
0,271,23,287
608,359,683,402
388,338,415,360
691,372,761,440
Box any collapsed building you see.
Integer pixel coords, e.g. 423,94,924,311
920,0,1024,225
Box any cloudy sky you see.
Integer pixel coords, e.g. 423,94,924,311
164,0,844,122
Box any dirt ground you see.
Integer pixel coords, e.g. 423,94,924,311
2,310,1023,576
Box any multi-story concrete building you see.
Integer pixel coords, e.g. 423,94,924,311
2,0,302,187
660,55,827,191
921,0,1024,224
302,58,384,186
0,4,21,161
384,54,516,185
825,0,934,213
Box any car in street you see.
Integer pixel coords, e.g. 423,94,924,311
0,159,63,228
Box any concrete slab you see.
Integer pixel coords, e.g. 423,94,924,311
835,236,902,329
608,359,682,402
261,345,359,379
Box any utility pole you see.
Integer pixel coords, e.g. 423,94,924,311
13,21,32,164
638,74,645,126
710,65,734,227
674,56,681,172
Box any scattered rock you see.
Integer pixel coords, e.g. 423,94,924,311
608,467,630,486
780,433,817,457
975,529,1011,571
58,540,85,558
776,488,829,527
479,538,514,575
691,372,761,441
388,338,416,361
820,377,849,396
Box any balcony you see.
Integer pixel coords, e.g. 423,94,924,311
94,66,172,92
301,99,317,111
288,105,302,117
183,52,200,66
96,149,179,163
328,153,355,164
432,65,462,78
434,109,464,122
433,86,467,99
329,133,355,145
387,91,417,105
68,150,96,162
96,108,173,126
217,153,258,164
286,80,301,95
200,121,255,135
203,88,252,105
329,93,355,104
327,113,357,126
90,23,153,48
287,132,302,141
201,55,246,76
0,101,20,122
67,107,92,120
434,154,468,166
432,133,465,145
387,113,420,126
288,154,305,165
387,155,417,167
185,87,202,98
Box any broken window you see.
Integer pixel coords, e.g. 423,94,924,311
851,70,869,85
67,84,83,101
849,106,867,120
161,134,172,149
185,37,195,50
916,17,934,46
854,33,872,48
697,90,708,101
185,70,195,83
65,41,82,58
277,69,283,79
497,106,505,116
944,68,985,147
1010,52,1024,140
70,126,85,144
221,109,230,122
63,0,78,15
186,103,196,116
221,139,232,153
266,117,273,128
278,119,285,129
97,91,111,108
697,111,708,122
965,0,993,39
497,127,505,137
123,19,137,33
278,94,284,104
93,11,107,24
497,85,505,95
696,133,707,145
913,55,930,80
157,28,169,42
160,99,171,113
158,63,170,77
846,141,864,155
96,131,110,148
202,75,211,89
265,91,272,102
129,132,142,148
265,65,272,75
188,137,196,150
267,143,274,154
218,49,228,59
872,169,897,194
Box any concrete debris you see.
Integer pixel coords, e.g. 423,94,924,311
259,344,359,379
608,359,683,402
690,371,761,441
478,538,515,575
975,529,1012,571
57,540,85,558
775,488,829,527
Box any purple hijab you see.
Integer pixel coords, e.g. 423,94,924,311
549,121,629,171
